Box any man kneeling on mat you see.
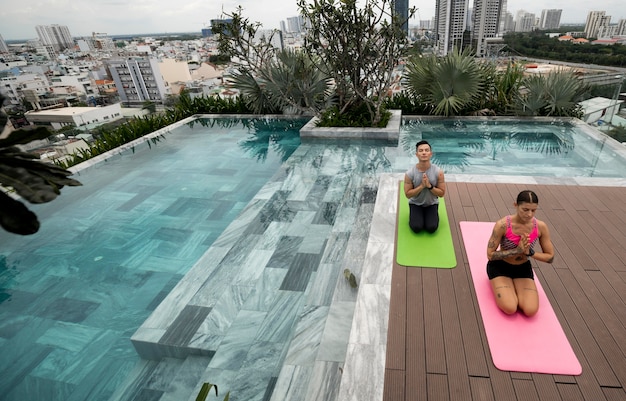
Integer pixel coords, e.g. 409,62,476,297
486,190,555,317
404,140,446,233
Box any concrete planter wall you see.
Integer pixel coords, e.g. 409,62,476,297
299,109,402,143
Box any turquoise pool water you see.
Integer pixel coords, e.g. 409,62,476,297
1,116,625,401
402,118,626,178
0,117,305,401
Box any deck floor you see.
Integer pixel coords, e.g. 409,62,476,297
383,182,626,401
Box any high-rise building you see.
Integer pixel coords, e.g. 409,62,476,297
617,19,626,36
584,11,610,39
435,0,470,56
394,0,410,34
35,24,74,52
106,57,168,105
0,34,9,54
501,12,515,33
515,11,536,32
472,0,504,57
539,9,562,30
286,16,304,33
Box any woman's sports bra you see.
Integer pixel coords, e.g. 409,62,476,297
500,215,539,251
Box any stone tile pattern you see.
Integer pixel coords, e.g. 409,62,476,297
127,143,404,401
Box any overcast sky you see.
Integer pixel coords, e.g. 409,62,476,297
0,0,624,41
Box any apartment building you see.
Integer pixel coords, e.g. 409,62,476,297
539,9,562,30
435,0,470,56
0,73,49,107
0,34,9,54
106,57,168,105
35,24,74,53
515,11,536,32
585,11,611,39
472,0,504,57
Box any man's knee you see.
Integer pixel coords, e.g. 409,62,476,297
409,224,423,233
425,224,438,233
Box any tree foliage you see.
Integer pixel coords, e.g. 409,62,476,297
504,31,626,67
212,7,331,115
297,0,414,126
402,49,587,118
515,70,587,117
404,48,488,116
214,0,413,126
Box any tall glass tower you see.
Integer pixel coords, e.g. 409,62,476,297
394,0,410,34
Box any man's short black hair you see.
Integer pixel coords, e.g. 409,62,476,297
416,140,431,150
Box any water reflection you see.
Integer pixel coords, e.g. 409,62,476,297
188,117,306,163
402,119,578,173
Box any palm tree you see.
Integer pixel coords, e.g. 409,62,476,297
403,48,485,116
514,70,587,117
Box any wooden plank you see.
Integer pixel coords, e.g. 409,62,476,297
426,373,450,401
511,378,541,400
555,382,589,401
438,269,472,400
469,376,495,401
382,369,405,401
532,373,564,401
555,269,621,389
406,267,427,400
422,268,446,374
385,262,407,370
602,387,626,401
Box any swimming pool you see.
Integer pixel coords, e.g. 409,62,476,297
0,117,306,400
1,115,625,401
402,117,626,179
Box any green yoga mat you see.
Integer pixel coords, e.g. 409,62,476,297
396,181,457,268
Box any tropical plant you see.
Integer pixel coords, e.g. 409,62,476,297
0,95,82,235
196,382,229,401
403,48,485,116
298,0,413,126
479,61,526,115
214,0,413,126
514,70,587,117
212,8,329,115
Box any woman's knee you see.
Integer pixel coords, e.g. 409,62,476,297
519,299,539,317
497,300,519,315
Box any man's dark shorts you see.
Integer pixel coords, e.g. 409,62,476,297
487,259,534,280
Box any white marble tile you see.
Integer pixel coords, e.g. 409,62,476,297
336,343,386,401
360,242,394,287
348,283,390,347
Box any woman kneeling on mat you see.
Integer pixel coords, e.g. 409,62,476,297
486,190,554,317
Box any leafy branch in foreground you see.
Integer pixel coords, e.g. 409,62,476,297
0,95,82,235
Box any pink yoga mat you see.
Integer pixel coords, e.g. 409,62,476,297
460,221,582,375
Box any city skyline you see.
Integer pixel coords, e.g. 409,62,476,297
0,0,624,41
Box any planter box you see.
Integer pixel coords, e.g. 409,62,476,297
299,109,401,143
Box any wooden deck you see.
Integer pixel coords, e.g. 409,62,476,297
383,182,626,401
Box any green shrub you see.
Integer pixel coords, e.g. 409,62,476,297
317,104,391,128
